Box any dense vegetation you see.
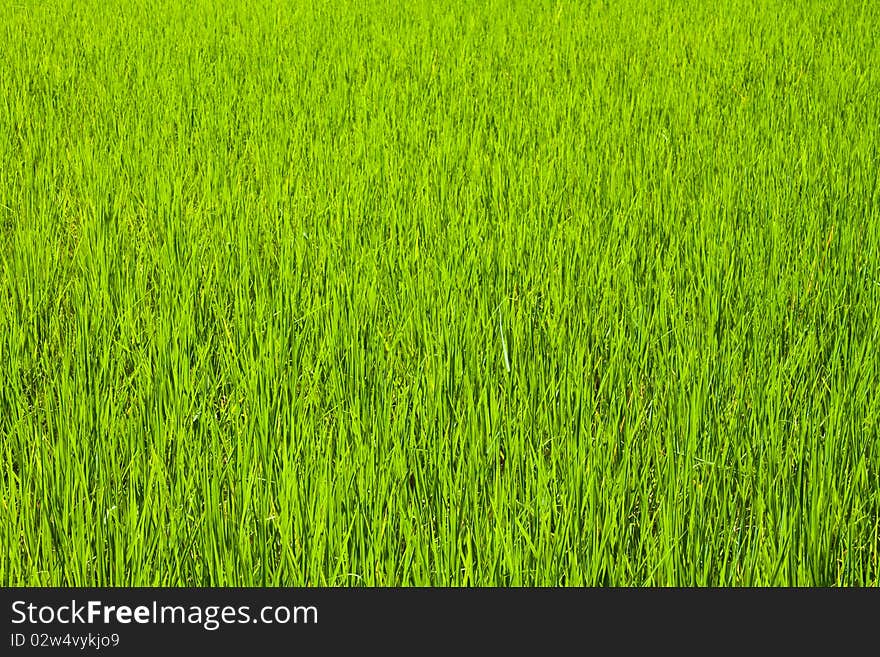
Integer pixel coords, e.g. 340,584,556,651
2,0,878,585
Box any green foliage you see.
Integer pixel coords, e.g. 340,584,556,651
1,0,879,585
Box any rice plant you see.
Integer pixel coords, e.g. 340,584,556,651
1,0,878,585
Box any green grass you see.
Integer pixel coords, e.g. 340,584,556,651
1,0,879,586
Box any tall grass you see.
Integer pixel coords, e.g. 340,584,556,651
1,0,879,585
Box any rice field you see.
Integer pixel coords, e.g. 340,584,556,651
1,0,879,586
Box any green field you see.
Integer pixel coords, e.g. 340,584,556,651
1,0,879,586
